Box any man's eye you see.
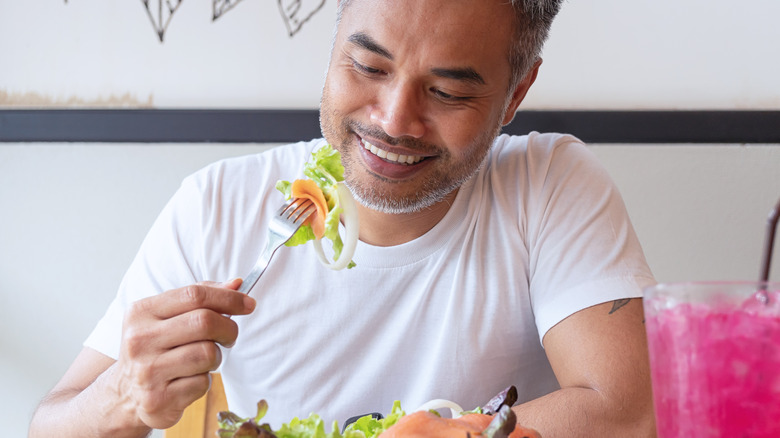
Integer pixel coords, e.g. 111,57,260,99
352,60,382,75
431,88,468,102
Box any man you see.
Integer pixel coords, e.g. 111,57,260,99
30,0,657,437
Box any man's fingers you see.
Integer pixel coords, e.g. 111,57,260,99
166,372,212,411
136,281,255,320
161,309,241,349
203,278,243,291
126,340,222,397
154,341,224,383
137,372,212,430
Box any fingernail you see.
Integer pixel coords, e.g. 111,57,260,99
243,295,256,311
223,278,242,288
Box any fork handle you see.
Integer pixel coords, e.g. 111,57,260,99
237,239,276,294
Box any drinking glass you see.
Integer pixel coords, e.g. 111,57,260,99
644,281,780,437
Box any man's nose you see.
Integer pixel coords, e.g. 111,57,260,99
369,82,425,139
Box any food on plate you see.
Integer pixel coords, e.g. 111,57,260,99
275,144,359,270
380,408,540,438
216,386,541,438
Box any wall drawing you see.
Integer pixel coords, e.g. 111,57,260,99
64,0,327,42
213,0,244,20
278,0,327,37
142,0,184,41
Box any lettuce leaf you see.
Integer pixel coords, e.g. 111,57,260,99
303,144,345,188
276,144,355,269
342,401,406,437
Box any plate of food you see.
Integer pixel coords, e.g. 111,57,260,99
215,386,540,438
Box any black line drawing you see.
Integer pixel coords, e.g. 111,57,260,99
64,0,327,42
278,0,327,37
142,0,184,42
213,0,245,20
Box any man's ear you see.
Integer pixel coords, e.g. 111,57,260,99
501,58,543,126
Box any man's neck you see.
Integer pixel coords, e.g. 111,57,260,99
355,189,458,247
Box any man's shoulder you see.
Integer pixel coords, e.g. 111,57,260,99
495,131,585,153
490,131,588,169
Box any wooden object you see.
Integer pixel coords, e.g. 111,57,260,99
164,373,228,438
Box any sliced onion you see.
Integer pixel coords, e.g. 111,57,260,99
414,399,465,419
313,182,359,270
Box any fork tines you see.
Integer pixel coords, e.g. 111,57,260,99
281,198,316,222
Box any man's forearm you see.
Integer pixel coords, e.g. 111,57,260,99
29,365,152,438
512,386,656,438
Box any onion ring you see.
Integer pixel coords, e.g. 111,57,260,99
313,182,359,270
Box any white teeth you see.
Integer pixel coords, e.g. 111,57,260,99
363,140,423,165
374,146,388,159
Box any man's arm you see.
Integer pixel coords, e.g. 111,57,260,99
28,279,255,438
512,298,656,437
29,348,153,438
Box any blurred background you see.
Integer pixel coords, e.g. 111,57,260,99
2,0,779,437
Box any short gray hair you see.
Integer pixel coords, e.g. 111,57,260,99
508,0,563,87
335,0,564,89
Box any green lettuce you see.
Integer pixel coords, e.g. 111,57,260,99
217,400,406,438
343,401,405,437
275,144,355,269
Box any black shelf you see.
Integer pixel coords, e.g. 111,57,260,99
2,109,779,144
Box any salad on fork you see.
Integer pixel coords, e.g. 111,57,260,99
275,144,359,270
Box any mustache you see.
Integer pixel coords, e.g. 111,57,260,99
347,120,440,154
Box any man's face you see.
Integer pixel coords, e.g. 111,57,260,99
320,0,519,214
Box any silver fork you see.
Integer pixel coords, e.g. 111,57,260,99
237,197,316,294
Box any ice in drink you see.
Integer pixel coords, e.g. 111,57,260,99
644,282,780,437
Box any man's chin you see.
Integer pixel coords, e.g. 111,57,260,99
346,179,458,215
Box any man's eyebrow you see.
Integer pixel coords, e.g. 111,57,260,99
345,32,485,85
347,32,393,60
431,67,486,85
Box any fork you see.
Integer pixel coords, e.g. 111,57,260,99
237,197,316,294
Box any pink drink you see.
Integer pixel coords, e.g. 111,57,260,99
644,282,780,437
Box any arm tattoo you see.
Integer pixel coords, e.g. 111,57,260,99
609,298,631,314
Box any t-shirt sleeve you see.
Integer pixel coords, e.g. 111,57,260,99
83,172,208,359
523,134,656,343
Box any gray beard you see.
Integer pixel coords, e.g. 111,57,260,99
344,155,488,215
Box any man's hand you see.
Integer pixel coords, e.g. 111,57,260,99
116,278,255,429
29,279,256,438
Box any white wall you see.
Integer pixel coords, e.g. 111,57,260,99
527,0,780,109
2,143,779,437
590,144,780,281
2,0,780,109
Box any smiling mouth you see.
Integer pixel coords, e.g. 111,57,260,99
361,139,425,165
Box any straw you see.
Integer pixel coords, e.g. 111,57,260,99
759,195,780,283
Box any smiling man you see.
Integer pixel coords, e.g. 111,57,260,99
321,1,532,240
31,1,657,437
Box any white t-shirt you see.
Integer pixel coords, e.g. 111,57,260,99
85,132,655,427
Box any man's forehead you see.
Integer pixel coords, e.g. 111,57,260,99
338,0,514,33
